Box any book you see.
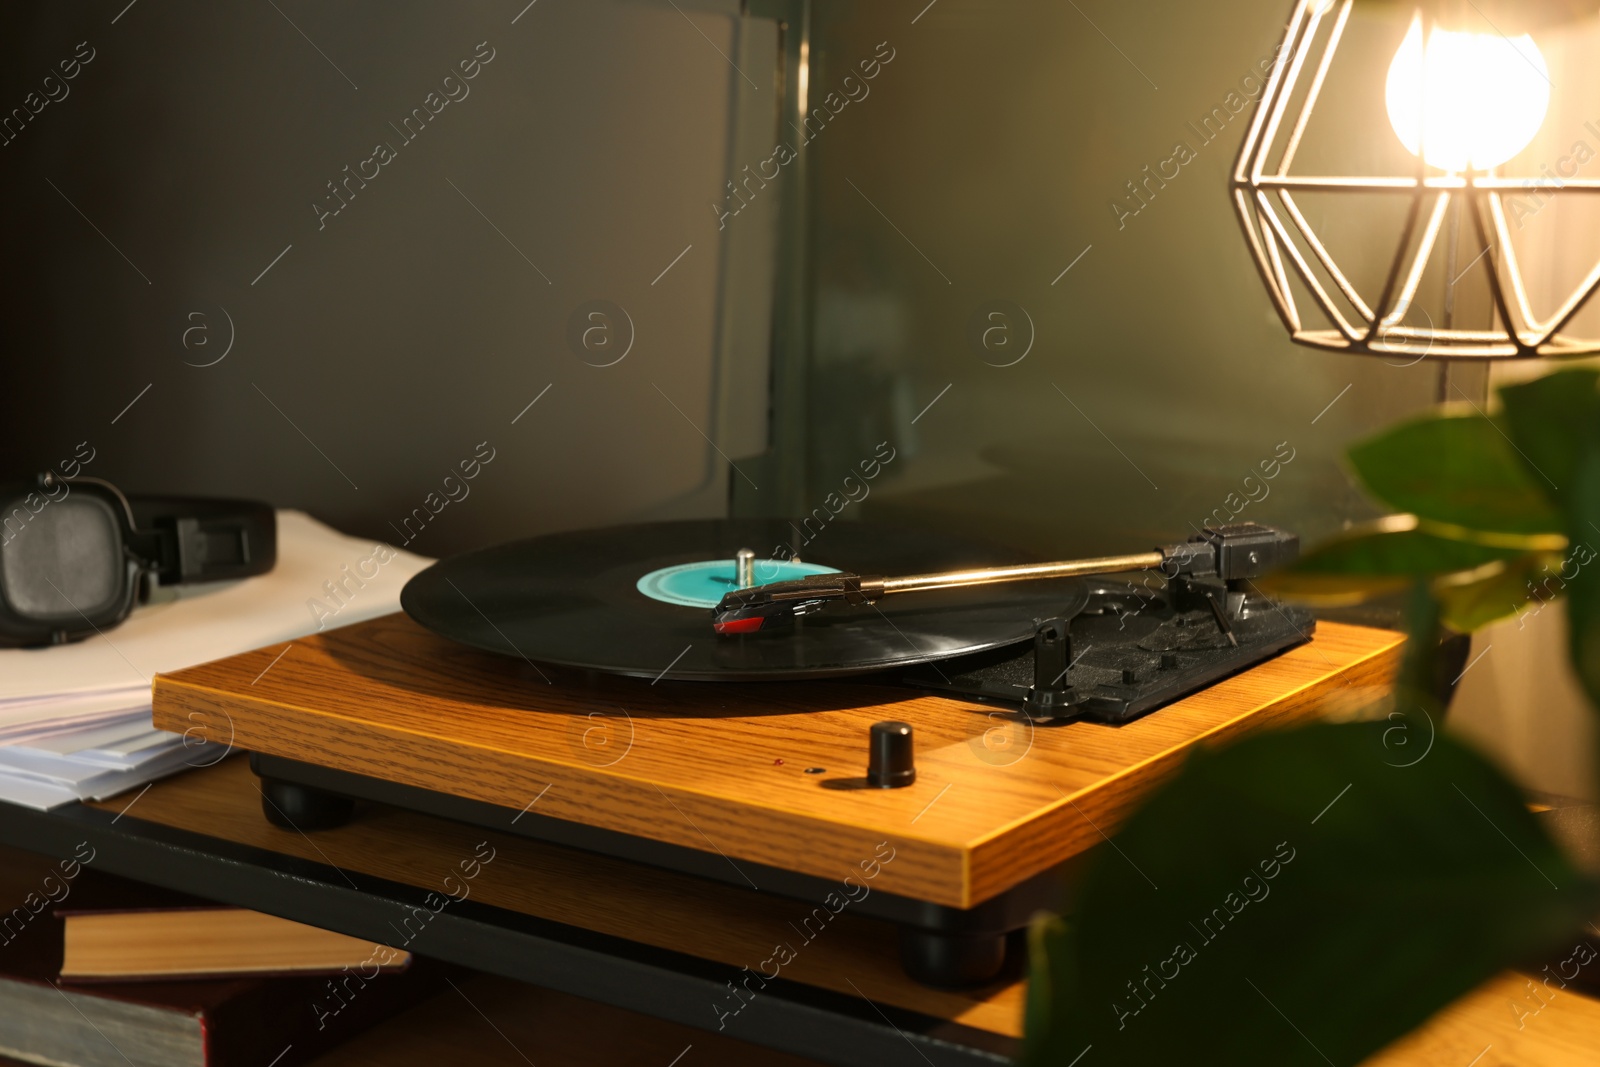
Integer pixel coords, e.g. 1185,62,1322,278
0,859,440,1067
61,907,413,982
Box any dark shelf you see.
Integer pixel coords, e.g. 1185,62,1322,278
0,779,1017,1067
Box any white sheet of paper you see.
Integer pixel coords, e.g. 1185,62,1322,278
0,744,218,809
0,709,151,747
0,772,81,810
83,727,180,759
16,716,159,755
0,688,150,725
15,731,180,772
0,739,194,788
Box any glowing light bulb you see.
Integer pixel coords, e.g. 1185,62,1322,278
1384,16,1550,172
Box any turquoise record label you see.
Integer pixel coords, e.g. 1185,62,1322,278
635,558,840,609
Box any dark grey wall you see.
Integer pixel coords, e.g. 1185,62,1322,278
3,0,1456,567
0,0,767,557
795,0,1442,558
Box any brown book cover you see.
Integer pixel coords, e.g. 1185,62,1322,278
58,905,413,982
0,863,444,1067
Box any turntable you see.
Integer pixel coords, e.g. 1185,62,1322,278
149,520,1404,987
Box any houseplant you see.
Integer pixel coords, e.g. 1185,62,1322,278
1022,367,1600,1065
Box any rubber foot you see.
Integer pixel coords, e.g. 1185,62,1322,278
899,928,1008,988
259,777,355,831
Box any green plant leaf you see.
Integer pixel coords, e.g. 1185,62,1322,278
1393,581,1443,714
1498,368,1600,711
1498,368,1600,508
1021,722,1599,1067
1021,913,1066,1049
1561,446,1600,710
1261,518,1548,608
1291,518,1533,575
1347,414,1563,536
1433,552,1563,633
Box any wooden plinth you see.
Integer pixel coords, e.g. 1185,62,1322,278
152,614,1403,910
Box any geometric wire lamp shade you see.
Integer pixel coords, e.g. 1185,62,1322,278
1232,0,1600,359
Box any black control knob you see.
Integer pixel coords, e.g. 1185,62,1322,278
868,721,916,789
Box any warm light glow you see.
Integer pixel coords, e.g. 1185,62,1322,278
1384,16,1550,172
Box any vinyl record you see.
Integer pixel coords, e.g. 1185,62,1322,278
400,519,1089,681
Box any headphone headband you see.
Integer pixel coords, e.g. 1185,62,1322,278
127,494,277,584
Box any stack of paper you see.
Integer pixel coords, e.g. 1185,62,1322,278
0,511,431,810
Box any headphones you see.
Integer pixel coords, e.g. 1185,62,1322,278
0,473,276,647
